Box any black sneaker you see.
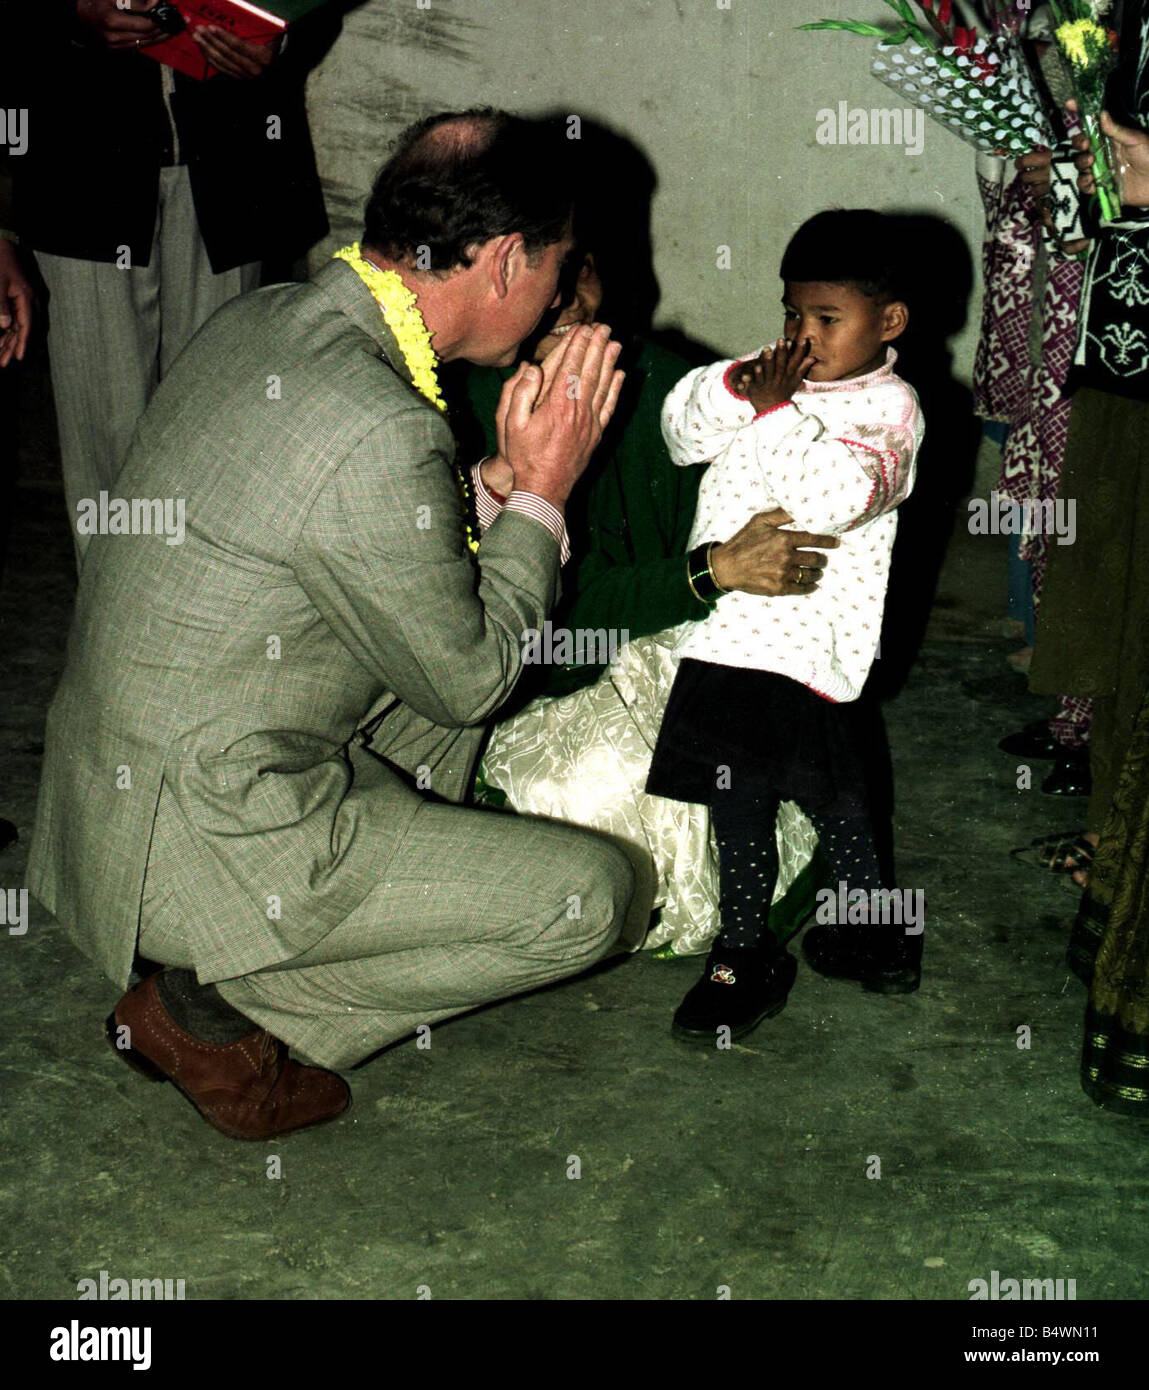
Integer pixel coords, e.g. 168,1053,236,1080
671,946,797,1043
802,924,922,994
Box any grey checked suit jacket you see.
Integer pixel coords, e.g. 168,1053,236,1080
28,259,560,987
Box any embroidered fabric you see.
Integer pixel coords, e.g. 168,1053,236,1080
833,420,918,528
479,634,817,956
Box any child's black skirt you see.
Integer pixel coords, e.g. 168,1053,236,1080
645,658,871,815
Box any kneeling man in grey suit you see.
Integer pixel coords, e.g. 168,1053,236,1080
28,110,634,1140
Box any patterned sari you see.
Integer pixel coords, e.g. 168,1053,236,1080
973,137,1093,744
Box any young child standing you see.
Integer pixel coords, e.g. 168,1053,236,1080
646,209,925,1042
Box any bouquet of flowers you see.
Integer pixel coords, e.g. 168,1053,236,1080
1047,2,1121,220
801,1,1053,159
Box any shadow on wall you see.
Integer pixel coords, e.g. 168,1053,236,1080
873,210,980,701
537,111,663,353
856,211,978,881
527,111,726,369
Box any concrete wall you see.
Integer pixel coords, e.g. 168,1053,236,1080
307,0,987,375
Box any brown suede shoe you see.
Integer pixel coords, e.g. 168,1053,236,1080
105,973,350,1141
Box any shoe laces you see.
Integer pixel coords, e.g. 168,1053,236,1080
253,1030,289,1103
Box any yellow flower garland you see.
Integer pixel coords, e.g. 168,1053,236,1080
333,242,447,414
334,242,482,553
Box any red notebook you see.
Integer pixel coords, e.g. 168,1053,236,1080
141,1,288,81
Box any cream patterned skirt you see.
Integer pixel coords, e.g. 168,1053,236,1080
479,635,818,956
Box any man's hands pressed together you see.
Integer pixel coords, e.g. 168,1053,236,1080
731,336,816,413
490,323,624,509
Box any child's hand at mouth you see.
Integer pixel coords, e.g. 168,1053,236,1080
732,337,816,412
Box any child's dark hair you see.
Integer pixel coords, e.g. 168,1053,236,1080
780,209,907,302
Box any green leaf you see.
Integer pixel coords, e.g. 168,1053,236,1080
798,20,896,35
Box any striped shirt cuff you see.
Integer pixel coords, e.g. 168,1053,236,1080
471,462,571,564
472,462,503,530
506,492,571,564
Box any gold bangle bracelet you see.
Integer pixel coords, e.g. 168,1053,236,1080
705,542,730,595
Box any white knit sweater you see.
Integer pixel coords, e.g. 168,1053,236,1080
663,346,923,702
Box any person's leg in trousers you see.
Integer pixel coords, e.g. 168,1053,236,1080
33,170,257,569
205,802,634,1070
34,247,162,566
156,165,258,376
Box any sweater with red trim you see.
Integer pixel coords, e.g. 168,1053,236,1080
662,346,923,702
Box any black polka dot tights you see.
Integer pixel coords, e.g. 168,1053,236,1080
712,789,883,952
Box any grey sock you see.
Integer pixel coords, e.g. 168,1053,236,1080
155,968,255,1045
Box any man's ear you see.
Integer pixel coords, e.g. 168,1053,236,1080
881,300,909,342
488,233,526,301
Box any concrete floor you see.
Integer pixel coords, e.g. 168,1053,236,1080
2,361,1145,1303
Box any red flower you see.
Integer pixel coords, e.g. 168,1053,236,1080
918,0,959,45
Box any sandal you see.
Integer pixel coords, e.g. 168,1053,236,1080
1010,830,1097,883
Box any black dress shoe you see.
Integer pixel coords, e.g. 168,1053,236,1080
672,946,797,1043
802,924,922,994
1041,755,1091,797
998,720,1061,760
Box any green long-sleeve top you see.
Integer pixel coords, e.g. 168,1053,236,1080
458,337,712,698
